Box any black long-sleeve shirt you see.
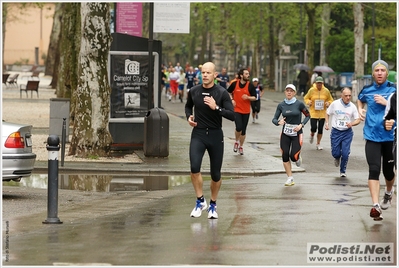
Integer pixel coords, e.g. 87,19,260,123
185,84,235,129
383,91,397,136
272,100,310,134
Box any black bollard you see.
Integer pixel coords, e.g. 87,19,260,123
43,135,63,224
61,118,66,167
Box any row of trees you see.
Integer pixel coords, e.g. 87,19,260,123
141,2,396,79
3,3,396,158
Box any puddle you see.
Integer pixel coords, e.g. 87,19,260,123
3,174,194,192
3,174,233,192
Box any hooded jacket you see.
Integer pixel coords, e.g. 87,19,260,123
304,83,334,119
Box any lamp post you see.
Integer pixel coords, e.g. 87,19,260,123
148,2,154,110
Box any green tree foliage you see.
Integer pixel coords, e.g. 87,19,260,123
327,3,396,73
327,2,396,74
326,29,355,72
364,27,397,73
133,2,396,87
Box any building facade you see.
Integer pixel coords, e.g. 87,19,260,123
3,3,55,66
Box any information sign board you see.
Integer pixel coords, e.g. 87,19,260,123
108,51,159,122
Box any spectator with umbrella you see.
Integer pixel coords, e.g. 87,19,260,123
311,71,323,85
310,66,334,84
293,63,309,71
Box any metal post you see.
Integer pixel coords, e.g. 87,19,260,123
35,47,39,66
43,135,62,224
61,118,66,167
148,3,154,110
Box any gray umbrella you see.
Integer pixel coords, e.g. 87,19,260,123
293,63,309,71
313,65,334,73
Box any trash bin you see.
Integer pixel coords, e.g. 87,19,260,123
49,98,70,142
144,107,169,157
339,72,354,88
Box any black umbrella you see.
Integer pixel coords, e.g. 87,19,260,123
293,63,309,71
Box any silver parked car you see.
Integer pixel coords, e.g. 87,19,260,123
2,121,36,182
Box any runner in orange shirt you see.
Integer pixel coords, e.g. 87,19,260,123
227,68,257,155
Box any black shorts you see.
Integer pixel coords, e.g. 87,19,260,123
189,128,224,182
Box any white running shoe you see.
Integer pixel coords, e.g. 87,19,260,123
207,203,218,219
316,144,323,150
190,199,207,218
233,142,239,152
309,135,314,144
381,187,394,210
340,173,347,177
334,158,340,167
284,177,295,186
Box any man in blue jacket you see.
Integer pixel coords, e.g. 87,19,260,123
357,59,396,221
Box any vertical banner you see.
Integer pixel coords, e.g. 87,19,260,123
116,3,143,37
153,3,190,33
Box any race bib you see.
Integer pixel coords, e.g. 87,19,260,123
336,117,348,128
283,123,297,136
315,100,324,110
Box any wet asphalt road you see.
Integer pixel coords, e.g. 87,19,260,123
2,87,397,266
3,171,397,266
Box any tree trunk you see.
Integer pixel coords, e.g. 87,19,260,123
268,3,275,88
57,3,80,99
188,30,197,66
253,40,260,79
2,3,8,71
200,18,208,64
353,3,364,78
304,4,316,70
45,3,62,77
320,3,331,66
69,3,113,157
